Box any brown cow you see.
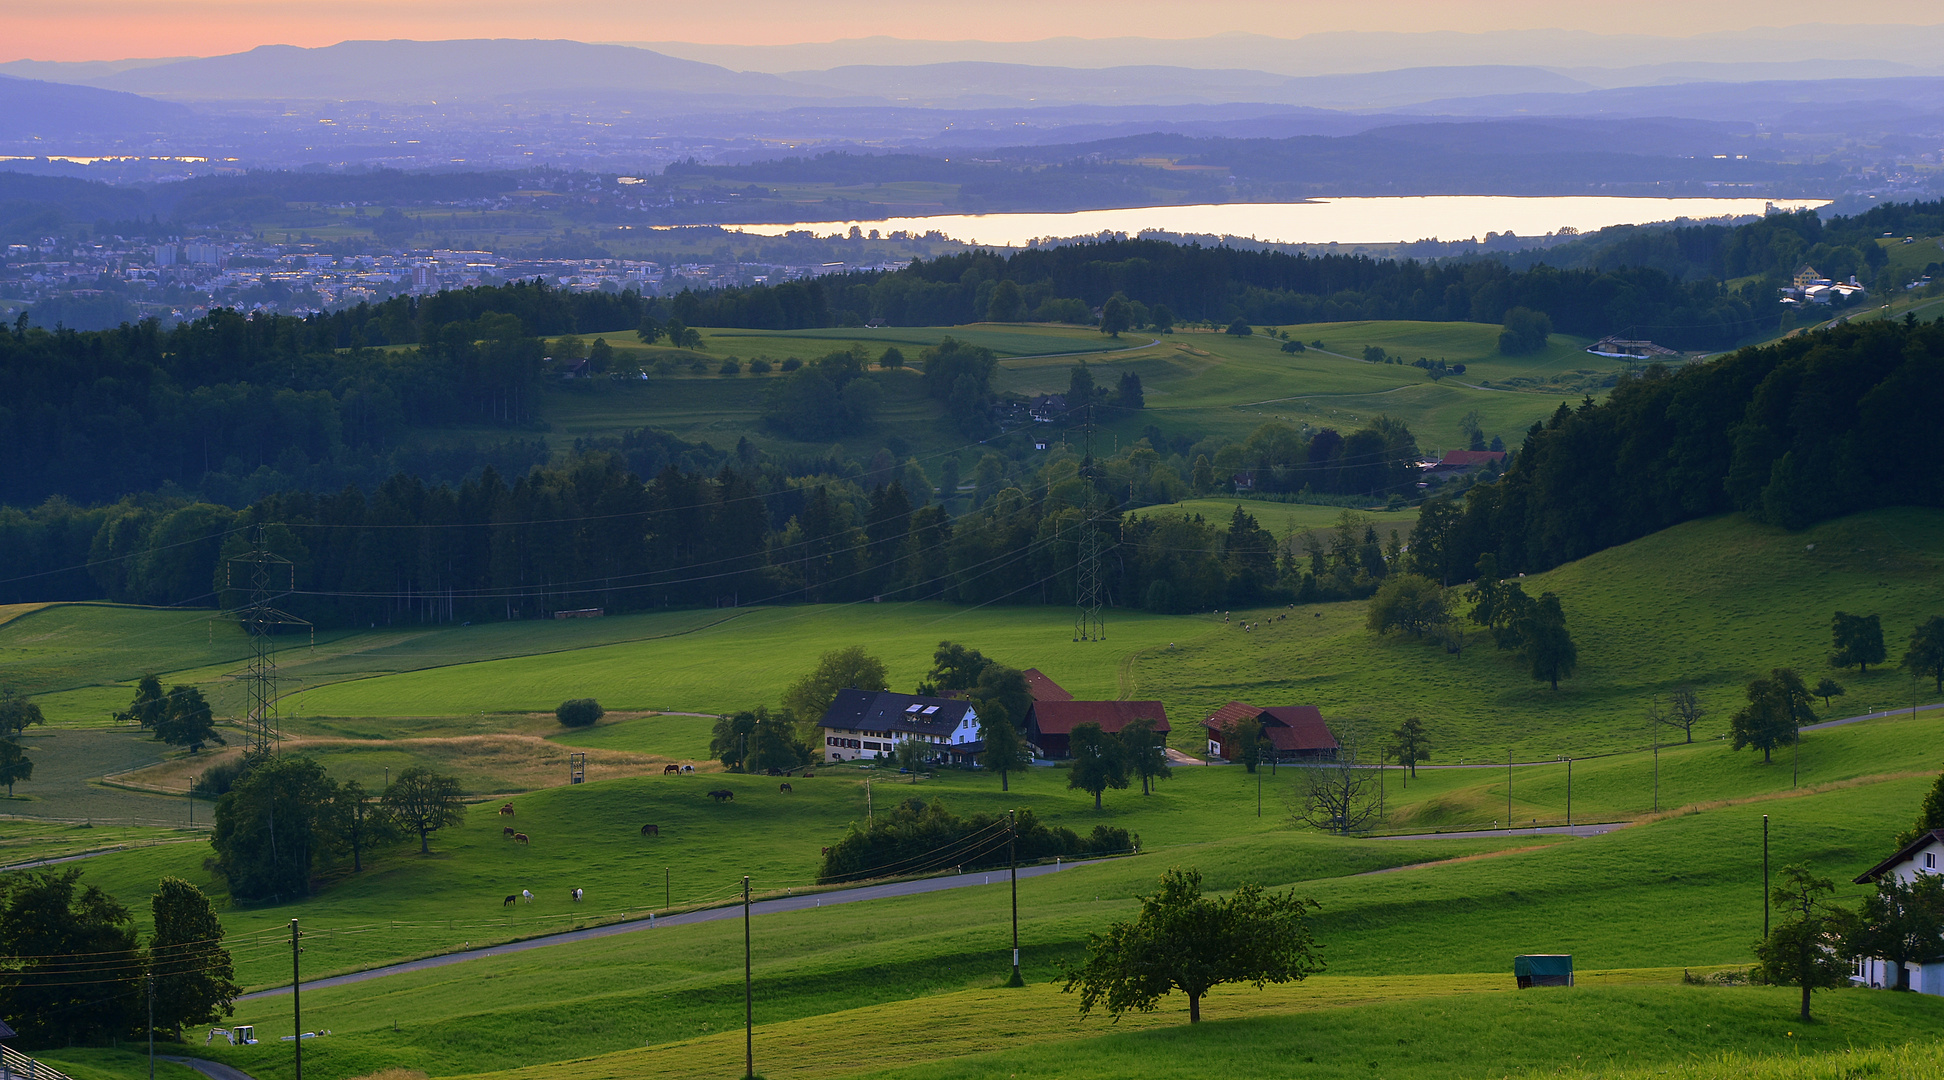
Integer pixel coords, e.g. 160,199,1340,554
779,782,793,794
801,772,814,778
708,789,734,802
499,803,515,816
640,823,660,837
662,763,680,775
512,832,530,845
502,826,516,838
820,846,831,857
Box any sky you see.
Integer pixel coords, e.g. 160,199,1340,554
2,0,1933,62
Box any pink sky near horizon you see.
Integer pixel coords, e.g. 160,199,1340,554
2,1,1933,63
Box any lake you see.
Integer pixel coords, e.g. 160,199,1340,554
723,195,1828,248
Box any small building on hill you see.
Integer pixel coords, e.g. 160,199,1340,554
1204,702,1339,762
1423,449,1506,484
817,689,980,765
1849,829,1944,994
1026,699,1169,759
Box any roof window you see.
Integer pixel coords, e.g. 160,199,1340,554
923,706,939,715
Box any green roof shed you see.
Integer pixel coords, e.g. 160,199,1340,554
1514,954,1573,988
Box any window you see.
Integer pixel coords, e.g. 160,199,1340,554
922,706,939,715
906,704,924,713
1928,852,1936,870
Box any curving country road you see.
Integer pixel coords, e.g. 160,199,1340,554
240,858,1104,1001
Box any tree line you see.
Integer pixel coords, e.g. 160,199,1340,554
1404,316,1944,582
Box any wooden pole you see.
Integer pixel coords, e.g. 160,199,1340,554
291,919,302,1080
743,876,753,1080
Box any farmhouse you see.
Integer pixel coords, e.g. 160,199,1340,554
1849,829,1944,994
1423,449,1506,483
817,689,980,765
1026,699,1169,759
1204,702,1339,762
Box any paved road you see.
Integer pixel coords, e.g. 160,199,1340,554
1366,822,1628,843
240,859,1104,1000
0,839,203,873
161,1057,258,1080
1802,701,1942,731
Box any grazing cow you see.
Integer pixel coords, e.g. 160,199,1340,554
513,832,530,845
571,888,583,903
708,789,734,802
820,846,831,857
681,764,695,773
779,782,793,794
640,823,660,837
502,894,516,907
801,772,814,779
662,763,680,775
499,803,515,816
521,889,534,904
765,767,784,777
502,826,515,838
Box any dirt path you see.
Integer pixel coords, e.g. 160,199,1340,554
162,1056,259,1080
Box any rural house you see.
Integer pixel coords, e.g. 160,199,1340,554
1025,699,1169,759
1849,829,1944,994
1022,668,1073,702
817,689,980,765
1423,449,1506,484
1203,702,1339,762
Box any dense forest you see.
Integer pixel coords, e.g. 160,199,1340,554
1406,315,1944,582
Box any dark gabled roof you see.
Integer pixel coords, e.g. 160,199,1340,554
818,690,973,738
1854,829,1944,884
1022,668,1073,702
1029,700,1169,736
0,1017,14,1039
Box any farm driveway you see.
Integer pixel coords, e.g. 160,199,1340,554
241,859,1106,1000
162,1056,260,1080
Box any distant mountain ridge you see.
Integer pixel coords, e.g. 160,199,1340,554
0,75,193,139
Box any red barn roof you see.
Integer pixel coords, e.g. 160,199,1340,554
1029,700,1168,735
1204,701,1338,753
1437,450,1506,469
1021,668,1073,702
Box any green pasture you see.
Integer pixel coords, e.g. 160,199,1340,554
1127,498,1421,544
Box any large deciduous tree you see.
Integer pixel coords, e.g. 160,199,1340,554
381,766,466,855
1731,668,1816,764
1516,592,1577,690
1066,723,1129,810
976,701,1032,792
148,877,240,1038
1388,717,1432,778
1365,573,1449,639
1754,865,1853,1022
211,756,342,899
0,868,140,1044
156,685,223,751
1830,611,1887,674
781,646,890,724
0,738,30,796
1062,867,1323,1024
1902,615,1944,692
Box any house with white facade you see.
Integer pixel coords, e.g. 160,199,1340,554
816,689,981,765
1850,829,1944,994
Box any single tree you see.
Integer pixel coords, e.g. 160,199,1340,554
1061,867,1323,1024
878,346,906,369
1067,361,1098,407
211,755,341,900
555,698,604,728
1731,668,1816,764
1902,615,1944,692
635,316,664,344
1830,611,1887,674
710,710,756,771
1365,573,1450,639
1388,717,1432,778
1099,294,1132,337
0,689,45,739
1120,717,1172,795
148,877,240,1038
1812,678,1847,709
1224,318,1253,336
0,737,30,796
1754,864,1854,1022
977,703,1032,792
967,664,1034,735
782,646,890,723
1659,684,1708,744
1295,742,1382,834
330,780,399,873
117,674,168,731
746,706,812,774
1117,370,1145,409
1517,592,1578,690
381,766,465,855
1842,873,1944,991
923,640,992,694
156,685,223,751
1465,554,1532,650
1066,723,1130,810
0,868,141,1044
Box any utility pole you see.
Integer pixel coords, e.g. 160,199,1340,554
1256,762,1262,818
1762,815,1771,940
742,876,753,1080
1506,749,1513,829
1565,757,1572,827
1007,809,1023,987
290,919,303,1080
147,965,155,1080
1653,717,1660,813
664,867,670,909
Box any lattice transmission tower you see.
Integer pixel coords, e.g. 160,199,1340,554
1073,405,1105,642
227,524,312,759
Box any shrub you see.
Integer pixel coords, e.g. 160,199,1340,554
718,359,741,375
1225,318,1253,336
192,757,248,798
556,698,604,728
748,358,772,374
780,357,803,371
1281,339,1306,353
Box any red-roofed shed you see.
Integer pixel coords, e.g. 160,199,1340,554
1204,701,1338,762
1027,700,1168,758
